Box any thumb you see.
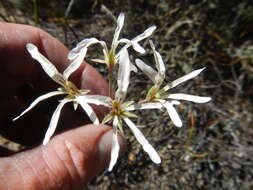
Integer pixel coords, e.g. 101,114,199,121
0,124,125,190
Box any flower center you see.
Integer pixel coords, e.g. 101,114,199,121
140,85,161,103
111,100,122,116
65,81,80,96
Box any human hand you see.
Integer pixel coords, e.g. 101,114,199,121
0,22,124,190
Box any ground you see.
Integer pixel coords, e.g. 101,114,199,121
0,0,253,189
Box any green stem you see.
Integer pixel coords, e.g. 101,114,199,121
108,67,113,98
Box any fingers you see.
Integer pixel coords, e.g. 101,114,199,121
0,22,68,88
0,22,109,145
0,22,109,96
0,124,125,190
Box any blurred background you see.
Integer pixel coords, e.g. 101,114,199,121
0,0,253,189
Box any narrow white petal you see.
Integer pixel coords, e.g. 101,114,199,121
73,102,78,110
43,98,73,145
26,43,65,86
163,68,205,91
167,93,211,103
112,13,125,46
132,42,145,54
170,100,181,105
108,117,120,171
116,26,156,57
117,38,131,44
108,132,119,171
13,91,65,121
91,59,107,64
78,37,100,48
117,39,147,55
63,48,87,79
154,51,165,77
132,26,157,42
115,39,131,59
149,40,166,83
124,118,161,164
130,63,138,73
126,102,163,111
76,95,112,107
76,100,99,125
117,13,125,28
116,49,131,101
163,102,182,127
68,38,100,60
135,59,157,83
68,51,78,60
99,41,109,55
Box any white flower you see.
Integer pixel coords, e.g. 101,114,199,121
13,43,111,145
67,13,156,71
134,40,211,127
101,49,161,171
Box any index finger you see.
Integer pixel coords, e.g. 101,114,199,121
0,22,108,96
0,22,70,88
0,22,109,146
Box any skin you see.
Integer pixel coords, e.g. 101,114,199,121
0,22,124,190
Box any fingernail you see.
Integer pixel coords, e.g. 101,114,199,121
98,130,125,169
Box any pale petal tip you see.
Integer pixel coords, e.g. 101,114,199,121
108,133,120,172
108,166,113,172
68,51,76,60
108,163,114,172
154,157,162,164
148,25,157,33
131,63,138,73
118,12,125,19
117,13,125,28
133,42,145,54
149,40,155,49
43,132,51,145
190,96,212,103
94,119,99,125
138,25,156,39
42,139,49,145
151,25,157,30
135,58,141,65
26,43,36,51
197,67,206,73
151,152,161,164
143,144,161,164
203,97,212,103
170,100,181,105
175,121,183,128
12,115,20,121
172,116,183,128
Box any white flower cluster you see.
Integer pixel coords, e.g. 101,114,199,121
14,13,211,171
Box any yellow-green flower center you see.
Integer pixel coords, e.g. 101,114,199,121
66,81,80,96
111,100,122,116
59,81,89,99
